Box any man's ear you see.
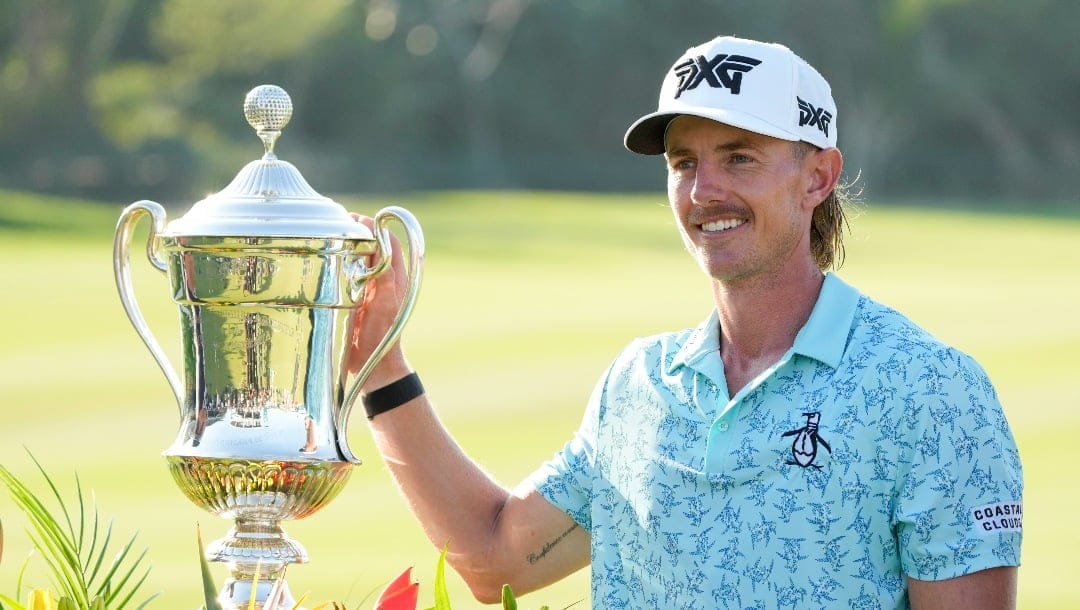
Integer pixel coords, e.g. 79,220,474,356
804,147,843,208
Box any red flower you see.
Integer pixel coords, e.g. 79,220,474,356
374,567,419,610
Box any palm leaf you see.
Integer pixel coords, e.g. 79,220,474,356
0,452,157,610
29,454,90,604
97,542,149,604
197,524,225,610
15,552,33,597
112,566,157,610
30,453,78,544
500,585,517,610
429,544,451,610
9,492,86,606
92,529,140,596
84,502,106,585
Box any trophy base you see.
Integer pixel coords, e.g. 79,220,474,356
206,518,309,566
208,520,305,610
166,456,353,610
218,573,297,610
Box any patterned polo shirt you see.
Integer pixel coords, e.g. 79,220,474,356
529,273,1022,609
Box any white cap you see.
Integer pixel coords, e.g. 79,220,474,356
624,35,837,155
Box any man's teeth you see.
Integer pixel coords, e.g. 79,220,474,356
701,219,745,232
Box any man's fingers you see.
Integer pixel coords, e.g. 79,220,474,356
350,212,408,292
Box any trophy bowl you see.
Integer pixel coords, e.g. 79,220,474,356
113,85,424,609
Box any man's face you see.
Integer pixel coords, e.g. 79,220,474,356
664,116,820,284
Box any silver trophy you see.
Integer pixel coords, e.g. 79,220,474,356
113,85,423,609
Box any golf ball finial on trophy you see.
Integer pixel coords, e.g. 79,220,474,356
113,85,424,609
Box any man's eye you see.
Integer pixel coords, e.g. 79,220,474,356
731,154,753,164
671,159,695,171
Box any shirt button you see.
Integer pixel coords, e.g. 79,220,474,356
717,421,730,433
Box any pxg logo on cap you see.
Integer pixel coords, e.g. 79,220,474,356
624,35,838,155
798,97,833,137
673,54,762,98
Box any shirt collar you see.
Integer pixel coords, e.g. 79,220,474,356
791,272,862,368
669,272,862,374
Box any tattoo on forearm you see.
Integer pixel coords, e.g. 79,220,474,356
527,524,579,565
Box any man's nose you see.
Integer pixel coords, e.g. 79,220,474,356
690,162,729,205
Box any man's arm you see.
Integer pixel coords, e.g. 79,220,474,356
366,371,590,603
348,215,589,602
907,567,1017,609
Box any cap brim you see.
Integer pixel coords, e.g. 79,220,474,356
624,108,801,156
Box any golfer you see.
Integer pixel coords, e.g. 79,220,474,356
351,35,1022,608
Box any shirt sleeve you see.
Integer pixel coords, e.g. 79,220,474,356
895,349,1023,581
525,361,612,533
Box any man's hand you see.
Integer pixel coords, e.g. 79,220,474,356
346,212,414,392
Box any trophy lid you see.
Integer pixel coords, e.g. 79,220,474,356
164,85,372,239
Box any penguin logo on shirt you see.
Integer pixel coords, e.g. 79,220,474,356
782,412,831,469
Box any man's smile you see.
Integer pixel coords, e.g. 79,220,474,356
700,218,747,233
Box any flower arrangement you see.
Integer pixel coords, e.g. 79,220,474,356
2,455,567,610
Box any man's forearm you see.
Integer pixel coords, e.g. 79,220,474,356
367,389,590,602
367,391,514,582
907,566,1017,609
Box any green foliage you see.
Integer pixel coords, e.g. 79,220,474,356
423,546,450,610
0,452,158,610
499,585,516,610
195,526,223,610
1,1,1078,200
152,0,348,74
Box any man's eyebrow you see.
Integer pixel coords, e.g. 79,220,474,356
665,139,763,157
714,138,762,152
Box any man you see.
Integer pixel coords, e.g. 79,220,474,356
351,35,1022,608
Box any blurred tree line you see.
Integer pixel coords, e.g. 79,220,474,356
0,0,1076,205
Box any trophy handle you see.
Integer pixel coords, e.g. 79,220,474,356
337,206,425,463
113,200,184,413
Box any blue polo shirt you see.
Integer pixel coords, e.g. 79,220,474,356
530,273,1022,608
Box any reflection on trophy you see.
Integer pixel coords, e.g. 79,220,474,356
113,85,424,609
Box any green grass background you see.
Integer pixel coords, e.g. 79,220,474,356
0,189,1077,608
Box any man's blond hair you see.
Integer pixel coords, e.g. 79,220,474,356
795,142,856,270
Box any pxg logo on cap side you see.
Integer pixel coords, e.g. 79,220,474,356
797,97,833,137
673,54,762,99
